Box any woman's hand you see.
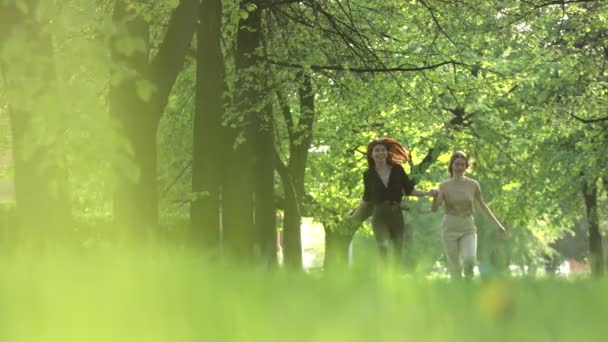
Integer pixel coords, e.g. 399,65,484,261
497,224,508,239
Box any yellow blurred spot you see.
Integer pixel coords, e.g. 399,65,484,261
437,152,451,164
501,182,521,191
477,281,514,320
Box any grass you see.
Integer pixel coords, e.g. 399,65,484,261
0,248,606,342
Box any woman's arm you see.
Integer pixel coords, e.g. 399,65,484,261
401,166,437,197
346,200,372,223
346,171,373,222
401,166,437,198
431,190,442,212
474,182,507,235
409,189,435,197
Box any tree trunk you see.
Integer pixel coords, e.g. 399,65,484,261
253,102,277,265
323,220,356,270
221,0,263,261
191,0,223,249
109,4,155,236
279,73,315,269
250,3,276,265
604,176,608,273
281,173,303,268
110,0,197,238
582,178,604,276
0,1,72,247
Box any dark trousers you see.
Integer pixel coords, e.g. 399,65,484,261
371,202,406,262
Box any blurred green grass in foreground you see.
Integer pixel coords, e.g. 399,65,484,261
0,248,606,342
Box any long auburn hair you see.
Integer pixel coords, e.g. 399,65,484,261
366,137,409,168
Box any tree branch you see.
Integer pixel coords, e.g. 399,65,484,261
522,0,602,9
419,0,463,57
570,112,608,123
260,0,303,9
161,159,192,198
265,58,482,73
291,71,315,166
150,0,198,110
273,147,289,181
275,90,295,141
412,147,443,176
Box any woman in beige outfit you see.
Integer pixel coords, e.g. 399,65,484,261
432,152,507,279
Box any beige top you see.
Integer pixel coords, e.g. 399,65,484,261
439,177,478,218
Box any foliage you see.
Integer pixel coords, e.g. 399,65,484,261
1,0,607,269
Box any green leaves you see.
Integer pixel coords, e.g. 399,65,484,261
245,3,257,13
238,2,258,20
135,79,157,103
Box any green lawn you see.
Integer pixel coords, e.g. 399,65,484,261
0,250,606,342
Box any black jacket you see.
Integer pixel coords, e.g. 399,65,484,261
362,164,415,204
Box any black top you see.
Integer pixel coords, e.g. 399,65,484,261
362,164,415,204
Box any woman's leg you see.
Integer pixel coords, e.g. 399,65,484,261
386,207,406,265
442,229,463,279
371,212,391,260
460,231,477,279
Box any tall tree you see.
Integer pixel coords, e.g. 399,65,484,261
221,0,263,260
109,0,197,237
191,0,224,249
582,177,604,276
253,84,277,265
0,1,72,246
274,72,315,269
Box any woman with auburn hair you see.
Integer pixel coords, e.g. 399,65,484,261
347,137,437,264
431,151,507,279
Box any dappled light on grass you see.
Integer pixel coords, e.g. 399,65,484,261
0,248,607,341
